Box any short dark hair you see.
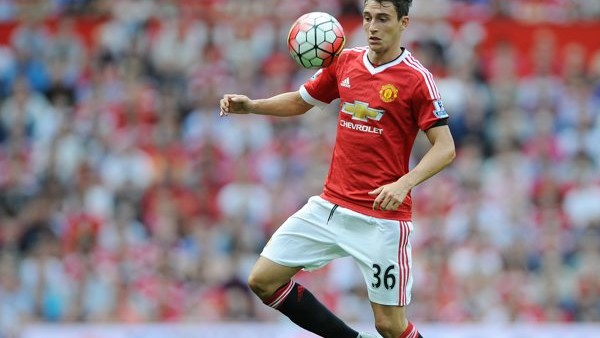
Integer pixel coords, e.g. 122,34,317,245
364,0,413,18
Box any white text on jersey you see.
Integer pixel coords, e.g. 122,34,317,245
340,120,383,135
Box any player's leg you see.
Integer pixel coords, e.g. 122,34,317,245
248,196,360,338
248,257,359,338
340,215,422,338
370,303,422,338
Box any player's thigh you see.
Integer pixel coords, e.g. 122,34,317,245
370,302,408,334
260,196,345,271
350,219,414,306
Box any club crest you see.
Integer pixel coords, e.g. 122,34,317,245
379,84,398,103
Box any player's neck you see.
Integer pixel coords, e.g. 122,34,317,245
367,47,404,67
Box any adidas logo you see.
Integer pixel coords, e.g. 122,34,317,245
340,77,351,88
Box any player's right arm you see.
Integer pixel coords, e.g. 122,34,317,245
219,91,313,117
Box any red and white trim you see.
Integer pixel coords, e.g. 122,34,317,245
265,280,296,309
397,221,411,306
362,48,409,75
400,321,419,338
404,54,441,100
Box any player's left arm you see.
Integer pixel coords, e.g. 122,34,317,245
370,124,455,211
404,124,455,186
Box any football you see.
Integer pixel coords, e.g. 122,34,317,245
287,12,346,69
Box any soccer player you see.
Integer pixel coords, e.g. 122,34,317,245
219,1,455,337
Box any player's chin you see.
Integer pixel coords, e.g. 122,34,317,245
367,42,384,53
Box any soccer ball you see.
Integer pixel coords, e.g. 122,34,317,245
287,12,346,69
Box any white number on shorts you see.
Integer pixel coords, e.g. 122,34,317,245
372,264,396,290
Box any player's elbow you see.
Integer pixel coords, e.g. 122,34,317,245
435,140,456,169
445,142,456,166
289,104,311,116
292,96,314,116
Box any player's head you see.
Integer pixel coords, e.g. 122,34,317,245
362,0,411,55
364,0,412,19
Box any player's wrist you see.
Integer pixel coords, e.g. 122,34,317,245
397,174,417,190
247,99,260,114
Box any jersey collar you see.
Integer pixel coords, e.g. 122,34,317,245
363,48,410,75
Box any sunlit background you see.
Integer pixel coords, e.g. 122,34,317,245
0,0,599,337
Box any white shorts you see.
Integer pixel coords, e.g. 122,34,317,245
261,196,414,306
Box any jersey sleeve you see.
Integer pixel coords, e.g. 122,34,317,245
412,71,449,131
299,59,340,109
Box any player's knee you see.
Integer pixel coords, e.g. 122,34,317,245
374,318,393,337
374,317,407,338
247,272,272,300
246,272,262,294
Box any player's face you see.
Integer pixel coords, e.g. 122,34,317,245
363,1,408,60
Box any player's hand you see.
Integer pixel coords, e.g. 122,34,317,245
219,94,252,116
368,180,412,211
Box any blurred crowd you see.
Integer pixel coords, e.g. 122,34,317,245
0,0,599,336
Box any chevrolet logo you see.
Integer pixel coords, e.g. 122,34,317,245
341,101,384,122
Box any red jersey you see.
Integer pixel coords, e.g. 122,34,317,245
300,47,448,220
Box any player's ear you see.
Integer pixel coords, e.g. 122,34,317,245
400,16,409,30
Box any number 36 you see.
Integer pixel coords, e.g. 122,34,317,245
372,264,396,290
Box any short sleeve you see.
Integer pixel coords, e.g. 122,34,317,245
299,59,340,109
412,72,449,131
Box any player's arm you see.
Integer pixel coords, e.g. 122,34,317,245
403,124,455,187
370,124,455,211
220,91,313,117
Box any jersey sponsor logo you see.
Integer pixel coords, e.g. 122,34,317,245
379,84,398,103
433,99,448,118
339,120,383,134
341,101,384,122
340,77,351,88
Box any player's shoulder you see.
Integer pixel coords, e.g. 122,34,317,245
401,50,441,99
401,50,434,76
340,46,368,54
338,46,368,60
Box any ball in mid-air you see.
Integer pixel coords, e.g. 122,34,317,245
287,12,346,69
